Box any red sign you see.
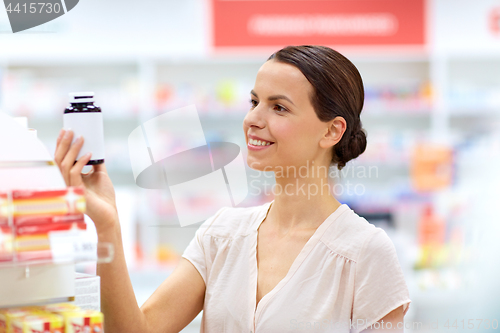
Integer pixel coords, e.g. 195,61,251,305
490,7,500,35
211,0,426,48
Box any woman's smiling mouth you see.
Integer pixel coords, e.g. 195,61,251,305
247,138,275,151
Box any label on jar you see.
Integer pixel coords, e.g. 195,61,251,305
63,113,105,161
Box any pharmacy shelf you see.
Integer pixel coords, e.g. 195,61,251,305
0,241,114,269
448,108,500,116
0,263,76,308
0,241,112,308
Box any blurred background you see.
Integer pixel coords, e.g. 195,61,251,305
1,0,500,331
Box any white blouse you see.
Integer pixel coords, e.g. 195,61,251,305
182,200,411,333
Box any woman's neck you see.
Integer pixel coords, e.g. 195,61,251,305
266,171,342,233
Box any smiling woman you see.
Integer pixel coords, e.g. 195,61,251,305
179,45,411,333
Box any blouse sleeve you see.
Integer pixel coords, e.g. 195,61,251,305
351,228,412,333
181,206,228,284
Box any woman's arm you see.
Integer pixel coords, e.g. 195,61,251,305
140,258,206,333
97,221,148,332
97,222,206,333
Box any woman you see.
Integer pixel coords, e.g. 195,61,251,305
54,45,411,333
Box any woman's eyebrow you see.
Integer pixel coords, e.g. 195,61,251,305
250,90,295,106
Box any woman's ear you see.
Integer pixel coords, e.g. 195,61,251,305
320,116,347,149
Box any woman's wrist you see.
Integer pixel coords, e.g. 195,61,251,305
95,212,121,242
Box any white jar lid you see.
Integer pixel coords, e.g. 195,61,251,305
69,92,95,103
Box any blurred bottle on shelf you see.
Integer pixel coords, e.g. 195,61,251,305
411,143,454,192
415,204,446,270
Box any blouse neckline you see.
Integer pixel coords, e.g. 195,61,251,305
251,200,350,328
253,199,349,233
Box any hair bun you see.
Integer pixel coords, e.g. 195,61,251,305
335,125,367,170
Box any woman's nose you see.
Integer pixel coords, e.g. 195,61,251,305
243,104,266,129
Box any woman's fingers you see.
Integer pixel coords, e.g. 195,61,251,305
55,128,65,148
58,131,86,185
54,129,74,171
54,130,73,185
70,152,92,186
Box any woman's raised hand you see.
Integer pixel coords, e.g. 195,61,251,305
54,129,119,232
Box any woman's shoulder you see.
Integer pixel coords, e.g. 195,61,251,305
320,204,395,263
197,201,270,239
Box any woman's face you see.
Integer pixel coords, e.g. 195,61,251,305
243,59,336,173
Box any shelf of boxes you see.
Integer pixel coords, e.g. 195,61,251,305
0,185,114,309
0,114,112,317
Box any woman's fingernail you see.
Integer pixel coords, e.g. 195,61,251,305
86,152,92,159
57,129,65,141
76,136,83,144
64,130,72,139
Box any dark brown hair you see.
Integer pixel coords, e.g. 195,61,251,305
268,45,367,170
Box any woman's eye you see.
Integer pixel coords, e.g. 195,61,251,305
274,105,287,113
249,99,258,108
